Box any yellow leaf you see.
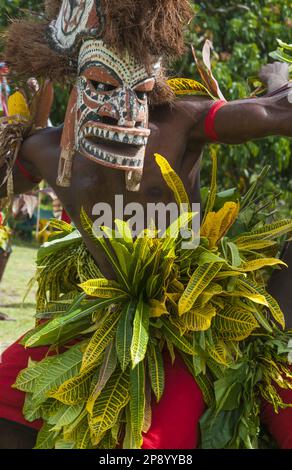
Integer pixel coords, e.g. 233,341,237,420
154,153,190,210
201,202,240,248
223,289,268,306
239,258,287,272
8,91,30,120
215,305,259,341
240,279,285,329
167,78,212,97
80,309,121,373
79,278,128,299
178,263,223,315
89,369,130,443
49,369,94,405
235,220,292,246
236,240,277,251
208,340,230,366
149,299,169,318
181,304,217,331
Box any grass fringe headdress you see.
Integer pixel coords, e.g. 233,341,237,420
4,0,193,105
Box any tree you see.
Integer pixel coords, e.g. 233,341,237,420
179,1,292,213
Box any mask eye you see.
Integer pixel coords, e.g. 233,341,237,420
136,90,147,100
90,80,117,92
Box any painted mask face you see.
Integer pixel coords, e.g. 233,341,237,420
76,40,161,170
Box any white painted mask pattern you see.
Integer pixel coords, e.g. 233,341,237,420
76,40,161,170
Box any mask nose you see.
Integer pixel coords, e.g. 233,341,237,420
98,103,119,125
118,88,140,128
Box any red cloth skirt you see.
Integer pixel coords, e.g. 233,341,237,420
0,336,292,449
0,337,205,448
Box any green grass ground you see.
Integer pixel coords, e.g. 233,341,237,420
0,242,38,348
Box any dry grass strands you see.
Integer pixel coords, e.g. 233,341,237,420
150,71,175,107
45,0,63,20
101,0,193,64
4,20,73,82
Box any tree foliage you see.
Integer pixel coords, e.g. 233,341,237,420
179,1,292,212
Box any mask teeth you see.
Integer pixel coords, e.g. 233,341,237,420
83,126,148,146
80,138,144,169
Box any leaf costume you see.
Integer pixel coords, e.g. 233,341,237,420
6,154,291,449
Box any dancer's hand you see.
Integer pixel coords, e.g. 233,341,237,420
259,62,289,93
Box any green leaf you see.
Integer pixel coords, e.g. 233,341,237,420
89,368,130,444
80,208,130,291
131,299,150,367
87,340,118,414
16,344,84,407
37,230,81,263
14,357,56,393
228,242,242,268
214,305,259,341
49,403,84,431
24,298,120,347
80,308,121,373
116,301,137,372
34,422,59,449
200,407,241,449
161,319,195,355
49,368,95,405
178,263,223,315
79,278,128,299
23,393,43,422
129,237,151,288
148,343,165,402
55,440,76,449
130,360,146,449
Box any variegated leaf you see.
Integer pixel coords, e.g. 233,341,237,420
181,304,217,332
116,301,136,372
147,342,165,402
89,368,130,443
79,278,127,298
214,305,259,341
131,300,150,367
130,361,146,449
155,153,191,210
178,263,223,315
87,340,118,415
81,308,121,373
49,368,95,405
161,320,195,355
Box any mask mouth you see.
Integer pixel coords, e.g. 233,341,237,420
79,122,150,170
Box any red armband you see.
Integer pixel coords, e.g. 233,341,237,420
16,159,42,185
204,100,227,142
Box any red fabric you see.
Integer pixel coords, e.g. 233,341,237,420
142,353,206,449
1,337,292,448
61,209,71,224
204,100,227,142
16,159,42,185
261,370,292,449
0,337,52,430
0,337,205,446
